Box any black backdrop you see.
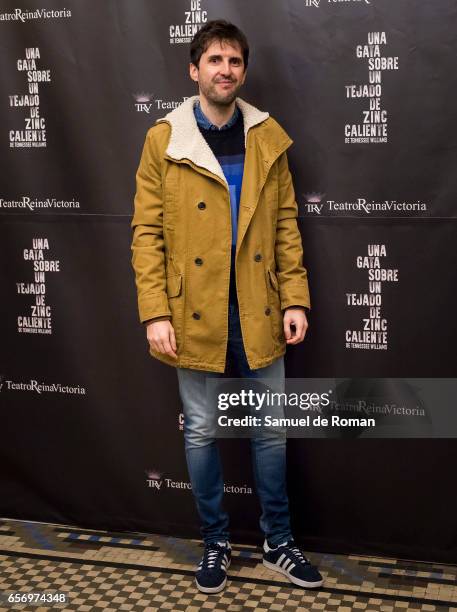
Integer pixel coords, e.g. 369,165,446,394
1,0,456,564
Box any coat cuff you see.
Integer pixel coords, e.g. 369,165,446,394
285,305,309,313
279,283,311,311
138,291,171,324
143,315,171,325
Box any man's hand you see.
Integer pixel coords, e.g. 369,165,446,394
146,320,177,359
283,308,308,345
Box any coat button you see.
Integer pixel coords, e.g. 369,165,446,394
254,253,262,262
265,307,271,316
197,201,206,210
194,257,203,266
192,312,201,320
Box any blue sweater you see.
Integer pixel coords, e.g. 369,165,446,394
193,100,245,250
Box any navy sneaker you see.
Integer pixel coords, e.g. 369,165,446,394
195,541,231,593
263,539,323,588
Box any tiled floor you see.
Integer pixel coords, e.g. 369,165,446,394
0,518,456,611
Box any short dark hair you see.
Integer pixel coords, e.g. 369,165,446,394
190,19,249,70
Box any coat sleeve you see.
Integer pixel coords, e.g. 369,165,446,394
275,150,311,311
131,127,171,324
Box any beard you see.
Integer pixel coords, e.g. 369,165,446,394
199,77,243,107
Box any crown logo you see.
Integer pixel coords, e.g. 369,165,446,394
145,469,162,480
303,192,326,203
133,92,154,103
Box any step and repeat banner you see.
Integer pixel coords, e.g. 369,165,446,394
1,0,456,563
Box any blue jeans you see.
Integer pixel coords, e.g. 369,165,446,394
176,272,292,546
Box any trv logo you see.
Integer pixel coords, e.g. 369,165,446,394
145,469,253,494
133,93,189,114
302,192,326,214
305,0,320,6
145,469,163,490
133,92,153,114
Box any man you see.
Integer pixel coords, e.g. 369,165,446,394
131,19,323,594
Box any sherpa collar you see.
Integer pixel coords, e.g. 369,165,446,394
156,94,269,184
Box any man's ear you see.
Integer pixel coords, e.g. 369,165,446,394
189,62,199,83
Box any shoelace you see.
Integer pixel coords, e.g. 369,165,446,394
203,544,225,569
283,541,310,565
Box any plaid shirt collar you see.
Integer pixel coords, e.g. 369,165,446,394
193,98,240,131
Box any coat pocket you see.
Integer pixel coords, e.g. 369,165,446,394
265,267,283,344
166,273,184,348
166,273,182,298
268,268,279,292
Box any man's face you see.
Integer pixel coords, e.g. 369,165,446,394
189,38,247,106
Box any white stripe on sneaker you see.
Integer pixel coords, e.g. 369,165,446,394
283,558,292,571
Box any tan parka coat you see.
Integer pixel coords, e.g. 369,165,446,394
131,95,311,372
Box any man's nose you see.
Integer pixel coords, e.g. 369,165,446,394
220,60,233,76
